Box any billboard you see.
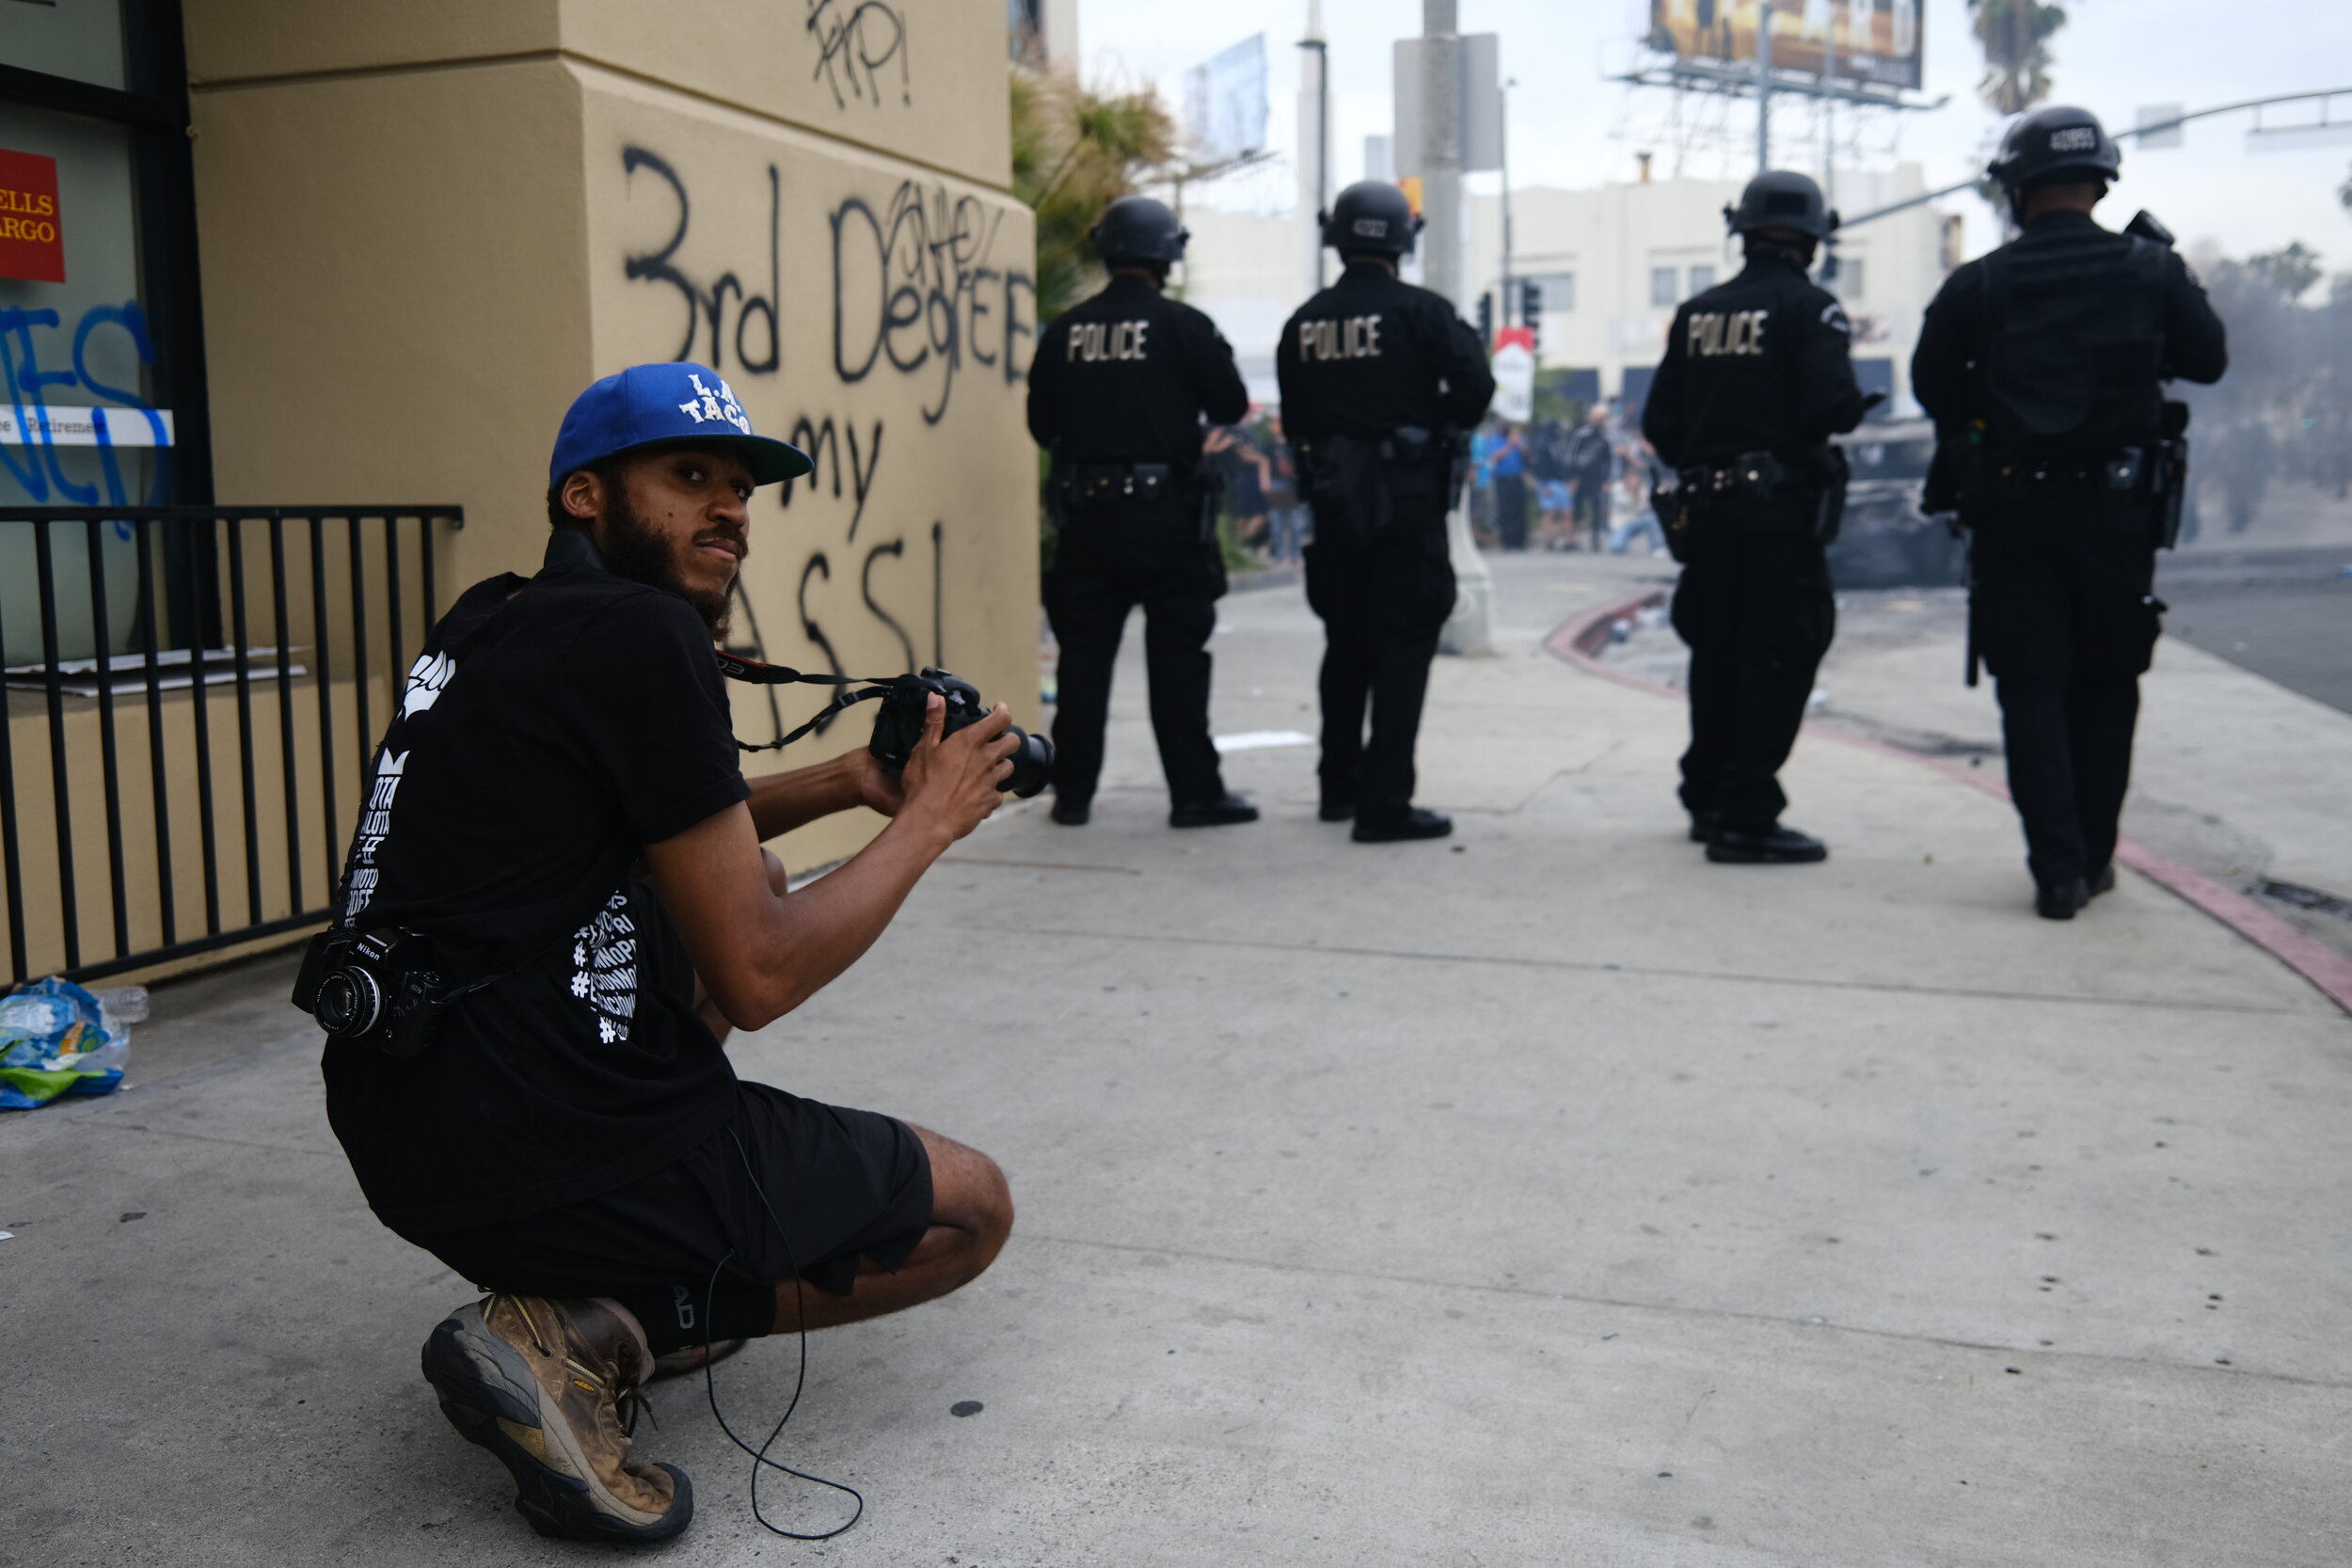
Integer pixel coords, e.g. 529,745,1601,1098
1184,35,1269,165
1648,0,1923,91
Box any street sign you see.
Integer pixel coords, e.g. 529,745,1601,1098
1491,338,1534,422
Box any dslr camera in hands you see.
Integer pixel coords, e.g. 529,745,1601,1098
865,668,1054,800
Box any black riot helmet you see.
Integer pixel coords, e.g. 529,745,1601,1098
1320,181,1422,258
1089,196,1188,266
1724,170,1839,242
1987,105,2122,215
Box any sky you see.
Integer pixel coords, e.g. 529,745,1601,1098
1077,0,2352,281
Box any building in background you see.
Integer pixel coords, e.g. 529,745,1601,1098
1169,163,1951,420
1009,0,1079,70
1470,166,1953,418
1175,209,1301,406
1,0,1040,988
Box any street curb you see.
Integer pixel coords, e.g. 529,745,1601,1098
1542,590,2352,1020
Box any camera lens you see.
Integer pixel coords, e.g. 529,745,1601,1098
314,968,383,1037
1003,727,1054,799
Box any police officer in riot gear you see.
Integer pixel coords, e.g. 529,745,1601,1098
1277,182,1495,843
1643,170,1875,864
1030,195,1259,829
1913,106,2226,918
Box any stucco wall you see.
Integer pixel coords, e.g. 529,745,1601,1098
184,5,1038,879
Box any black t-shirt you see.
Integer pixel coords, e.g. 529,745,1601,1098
321,552,752,1235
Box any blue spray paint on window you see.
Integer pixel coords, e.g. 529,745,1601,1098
0,299,168,508
72,302,168,509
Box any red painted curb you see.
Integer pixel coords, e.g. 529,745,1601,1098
1544,590,2352,1019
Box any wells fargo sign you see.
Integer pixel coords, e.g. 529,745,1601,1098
0,150,65,284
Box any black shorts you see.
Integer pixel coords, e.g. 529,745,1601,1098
415,1081,932,1350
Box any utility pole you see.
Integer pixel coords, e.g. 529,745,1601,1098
1413,0,1493,657
1421,0,1465,307
1500,75,1515,325
1299,1,1331,295
1756,3,1772,173
1821,2,1836,213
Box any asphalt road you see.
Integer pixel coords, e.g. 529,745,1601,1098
2157,544,2352,716
1828,476,2352,716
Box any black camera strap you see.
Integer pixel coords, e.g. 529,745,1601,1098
713,652,902,754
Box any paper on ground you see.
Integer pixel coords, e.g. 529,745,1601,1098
1213,730,1315,753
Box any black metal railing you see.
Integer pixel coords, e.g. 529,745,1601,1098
0,505,462,987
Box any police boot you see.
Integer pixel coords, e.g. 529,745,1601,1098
1169,792,1260,829
1706,824,1829,864
2035,878,2090,921
1688,809,1722,845
1050,794,1091,826
1353,807,1453,844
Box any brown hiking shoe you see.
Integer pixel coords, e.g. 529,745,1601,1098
421,1294,692,1541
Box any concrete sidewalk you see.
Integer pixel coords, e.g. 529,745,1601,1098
1604,575,2352,961
7,552,2349,1567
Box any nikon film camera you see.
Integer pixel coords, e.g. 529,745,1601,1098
293,924,470,1060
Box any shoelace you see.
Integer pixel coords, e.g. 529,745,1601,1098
494,1294,658,1438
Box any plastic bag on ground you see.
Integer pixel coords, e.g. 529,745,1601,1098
0,976,130,1110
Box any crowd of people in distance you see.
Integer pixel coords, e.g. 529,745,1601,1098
1204,415,1311,563
1205,400,1677,567
1470,404,1670,557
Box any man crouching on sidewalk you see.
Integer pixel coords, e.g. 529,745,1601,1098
312,363,1016,1542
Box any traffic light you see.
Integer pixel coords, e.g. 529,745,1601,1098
1521,281,1542,353
1476,291,1495,347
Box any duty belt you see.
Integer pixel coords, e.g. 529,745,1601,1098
1066,461,1181,506
1987,448,2151,497
1679,451,1804,502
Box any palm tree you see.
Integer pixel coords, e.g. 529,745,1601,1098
1967,0,2071,116
1010,71,1176,325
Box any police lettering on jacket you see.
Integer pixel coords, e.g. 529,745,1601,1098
1297,314,1383,361
1640,251,1871,467
1067,319,1150,362
1688,309,1768,357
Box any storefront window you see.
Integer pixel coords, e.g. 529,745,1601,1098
0,103,166,514
0,0,199,666
0,0,129,91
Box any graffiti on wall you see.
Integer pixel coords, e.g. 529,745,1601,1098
616,145,1027,736
778,412,884,537
806,0,913,111
830,179,1034,426
620,149,781,373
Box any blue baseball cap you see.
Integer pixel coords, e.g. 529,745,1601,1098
548,361,813,488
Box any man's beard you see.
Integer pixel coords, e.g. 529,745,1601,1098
597,495,735,638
